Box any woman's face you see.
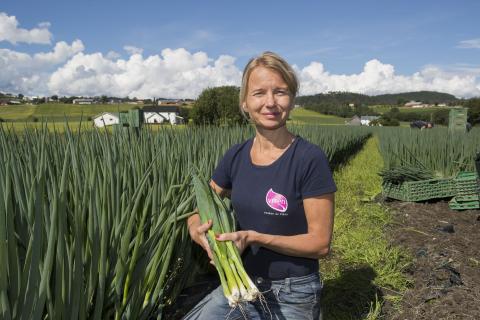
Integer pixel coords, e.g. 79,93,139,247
244,66,293,130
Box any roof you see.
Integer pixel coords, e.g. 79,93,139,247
92,112,119,119
348,117,362,125
360,116,379,121
142,105,179,113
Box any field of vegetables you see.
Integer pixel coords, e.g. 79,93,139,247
1,122,479,319
0,124,371,319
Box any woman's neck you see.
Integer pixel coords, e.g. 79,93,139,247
253,125,295,152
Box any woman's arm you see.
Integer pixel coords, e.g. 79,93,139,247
215,193,335,259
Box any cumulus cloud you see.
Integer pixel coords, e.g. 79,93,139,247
47,48,241,98
457,38,480,49
296,59,480,98
124,45,143,56
1,14,479,99
2,45,480,98
107,51,121,59
0,40,84,95
34,40,84,64
0,12,52,44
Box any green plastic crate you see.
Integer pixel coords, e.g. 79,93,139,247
455,194,480,202
383,178,456,202
449,196,480,210
454,171,479,196
448,108,468,133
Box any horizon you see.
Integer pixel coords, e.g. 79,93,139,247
1,1,480,99
1,90,465,102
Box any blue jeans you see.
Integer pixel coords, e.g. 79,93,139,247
182,273,322,320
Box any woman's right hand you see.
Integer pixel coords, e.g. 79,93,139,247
187,214,215,264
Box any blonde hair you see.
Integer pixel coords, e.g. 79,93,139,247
239,51,298,115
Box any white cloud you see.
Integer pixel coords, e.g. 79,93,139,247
124,45,143,55
1,35,479,98
0,12,52,44
34,40,84,64
3,46,480,98
457,38,480,49
0,40,84,95
107,51,121,59
46,48,241,98
38,22,51,29
296,59,480,98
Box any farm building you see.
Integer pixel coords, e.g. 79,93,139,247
143,106,183,125
347,115,362,126
93,112,119,127
73,98,95,105
404,100,431,108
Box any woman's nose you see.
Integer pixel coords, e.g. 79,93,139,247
265,91,275,106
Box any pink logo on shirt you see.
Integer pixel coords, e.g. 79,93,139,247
265,188,288,212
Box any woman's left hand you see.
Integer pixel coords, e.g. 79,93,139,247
215,230,254,255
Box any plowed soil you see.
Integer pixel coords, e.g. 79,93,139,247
383,200,480,320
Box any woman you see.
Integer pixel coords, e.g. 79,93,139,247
185,52,336,320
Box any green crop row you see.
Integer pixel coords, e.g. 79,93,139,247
378,127,480,178
0,124,370,319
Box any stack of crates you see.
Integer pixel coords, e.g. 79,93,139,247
448,107,468,133
382,178,456,202
449,171,480,210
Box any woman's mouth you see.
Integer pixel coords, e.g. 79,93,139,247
263,112,279,118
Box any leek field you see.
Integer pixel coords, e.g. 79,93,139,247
1,122,478,319
0,124,371,319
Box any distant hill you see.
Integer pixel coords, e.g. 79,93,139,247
372,91,458,105
297,91,459,106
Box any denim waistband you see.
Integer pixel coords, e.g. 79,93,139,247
252,272,320,288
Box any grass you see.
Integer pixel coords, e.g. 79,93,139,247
1,104,348,131
370,105,450,114
320,136,411,319
289,107,348,125
0,103,139,121
0,121,189,133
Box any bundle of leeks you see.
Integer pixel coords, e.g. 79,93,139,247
191,173,260,307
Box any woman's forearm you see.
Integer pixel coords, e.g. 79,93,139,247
248,231,331,259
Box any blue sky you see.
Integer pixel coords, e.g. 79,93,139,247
1,0,480,98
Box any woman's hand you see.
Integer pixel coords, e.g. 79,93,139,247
215,230,254,255
187,215,215,264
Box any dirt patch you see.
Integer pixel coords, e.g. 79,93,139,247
383,200,480,320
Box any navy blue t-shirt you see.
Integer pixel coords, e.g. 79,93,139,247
212,136,337,280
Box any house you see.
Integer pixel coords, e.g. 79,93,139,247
73,98,95,105
360,116,380,126
346,115,362,126
404,101,423,108
143,106,183,125
127,100,145,105
93,112,119,127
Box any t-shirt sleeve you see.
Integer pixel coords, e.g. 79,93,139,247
211,147,235,189
300,146,337,198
